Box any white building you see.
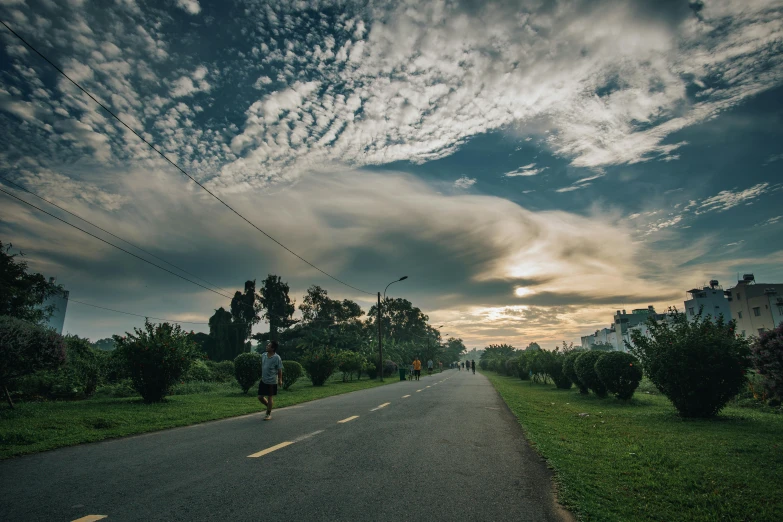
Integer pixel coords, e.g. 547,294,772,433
684,280,731,323
726,274,783,337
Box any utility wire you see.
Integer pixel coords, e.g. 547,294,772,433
65,297,210,325
0,175,232,296
0,19,375,296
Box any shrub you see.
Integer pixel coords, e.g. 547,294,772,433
234,352,263,394
574,351,608,398
183,358,212,382
505,357,520,377
630,312,751,418
364,360,378,379
750,323,783,400
93,379,137,398
594,351,642,400
301,346,337,386
478,359,489,371
335,351,365,381
563,350,588,394
282,360,303,390
205,360,235,382
383,359,398,377
0,315,66,408
113,320,199,403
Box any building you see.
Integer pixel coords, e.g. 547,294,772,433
684,280,731,323
725,274,783,337
39,277,69,334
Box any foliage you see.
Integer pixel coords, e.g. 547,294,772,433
92,379,137,398
282,360,303,390
574,351,608,397
594,351,643,400
233,352,263,394
205,360,235,383
301,346,338,386
629,311,751,418
750,322,783,400
364,359,378,379
367,297,430,344
230,280,261,342
563,350,588,394
0,315,66,407
0,241,63,324
91,337,116,351
590,342,614,351
478,358,489,371
525,342,541,351
113,320,199,403
183,359,212,382
335,350,365,381
383,359,398,377
258,274,298,342
545,345,573,389
206,307,244,362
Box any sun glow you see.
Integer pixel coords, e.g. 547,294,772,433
514,287,535,297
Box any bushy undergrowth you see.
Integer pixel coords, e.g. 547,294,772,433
630,312,750,418
335,351,364,381
282,360,303,390
751,323,783,401
205,360,234,383
364,360,378,380
383,359,398,377
184,359,212,382
594,351,642,400
574,351,608,398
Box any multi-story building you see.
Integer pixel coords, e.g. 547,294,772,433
39,277,69,334
684,280,731,323
725,274,783,337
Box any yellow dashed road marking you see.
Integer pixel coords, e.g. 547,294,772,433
416,389,423,392
402,394,411,398
247,441,294,458
370,402,391,411
338,415,359,423
72,516,108,522
426,386,431,388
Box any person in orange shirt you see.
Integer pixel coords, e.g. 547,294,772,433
412,357,422,381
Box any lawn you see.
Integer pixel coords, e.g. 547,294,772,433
484,372,783,522
0,375,400,459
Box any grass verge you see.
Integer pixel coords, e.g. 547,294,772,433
0,375,400,459
484,371,783,522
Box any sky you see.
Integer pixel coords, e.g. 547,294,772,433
1,0,782,350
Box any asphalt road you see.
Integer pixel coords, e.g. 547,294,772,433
0,369,572,522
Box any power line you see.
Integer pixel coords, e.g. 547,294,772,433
0,175,232,296
0,19,375,297
66,297,210,325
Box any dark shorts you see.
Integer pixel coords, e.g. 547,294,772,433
258,382,278,397
414,370,421,377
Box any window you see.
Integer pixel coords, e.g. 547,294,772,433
738,311,743,319
742,330,746,336
689,307,695,316
753,307,761,317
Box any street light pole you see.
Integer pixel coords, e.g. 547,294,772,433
379,276,408,382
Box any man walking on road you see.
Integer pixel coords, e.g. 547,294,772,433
258,341,283,420
427,359,434,375
413,357,422,381
471,360,476,374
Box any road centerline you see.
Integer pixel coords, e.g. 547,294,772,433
338,415,359,423
72,516,107,522
370,402,391,411
247,441,294,458
402,394,411,398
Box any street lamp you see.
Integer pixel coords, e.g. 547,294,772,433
379,276,408,382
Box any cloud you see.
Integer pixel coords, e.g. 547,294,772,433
755,215,782,227
504,163,547,177
696,183,771,213
175,0,200,15
169,67,211,98
454,176,476,189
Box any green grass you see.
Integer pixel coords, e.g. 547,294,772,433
0,375,400,459
484,372,783,522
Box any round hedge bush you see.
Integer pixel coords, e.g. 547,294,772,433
364,360,378,379
234,352,263,394
282,360,303,390
594,351,642,400
301,347,337,386
563,350,588,394
184,358,212,382
574,351,608,397
206,360,235,382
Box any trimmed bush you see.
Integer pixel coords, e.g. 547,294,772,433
543,349,572,389
184,358,212,382
301,346,337,386
750,323,783,400
574,351,608,398
364,360,378,379
383,359,398,377
335,351,365,381
234,352,263,394
594,351,643,400
563,350,588,394
479,359,489,371
282,360,303,390
113,320,199,403
0,315,66,408
206,360,235,382
630,312,751,418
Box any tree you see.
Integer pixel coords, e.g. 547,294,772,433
258,275,297,342
91,337,116,351
525,342,541,352
231,280,261,343
750,323,783,401
207,307,243,361
0,315,66,408
0,241,62,324
367,297,429,344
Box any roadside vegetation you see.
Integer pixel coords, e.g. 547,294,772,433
481,314,783,521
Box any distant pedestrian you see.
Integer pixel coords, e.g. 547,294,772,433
471,360,476,374
427,359,434,375
409,362,415,381
413,357,422,381
258,341,283,421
